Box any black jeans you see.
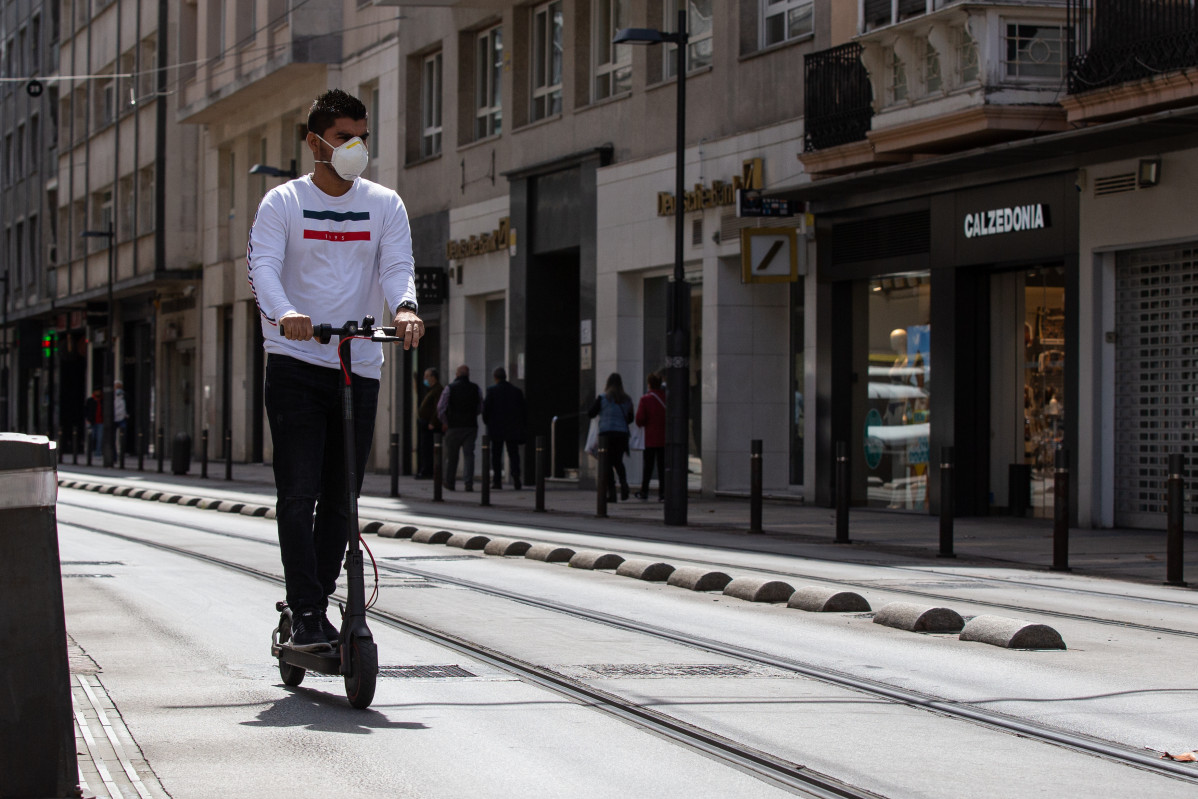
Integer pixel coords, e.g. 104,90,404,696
417,423,436,476
641,446,664,498
264,354,379,613
490,438,523,486
602,432,630,496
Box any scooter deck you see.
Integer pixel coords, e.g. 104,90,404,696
272,642,342,675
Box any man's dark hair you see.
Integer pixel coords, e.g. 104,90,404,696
647,372,662,390
493,367,507,382
307,89,367,137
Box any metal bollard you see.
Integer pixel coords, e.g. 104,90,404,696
1166,452,1187,587
939,446,955,558
1052,449,1070,572
201,428,209,479
835,441,850,544
86,434,93,467
535,435,546,513
432,433,443,502
481,435,491,507
0,435,74,798
118,429,126,470
749,439,763,534
389,433,399,498
57,429,63,464
72,428,79,465
596,433,608,518
157,427,165,473
137,430,144,472
225,429,233,481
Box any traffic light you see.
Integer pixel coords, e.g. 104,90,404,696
41,330,57,358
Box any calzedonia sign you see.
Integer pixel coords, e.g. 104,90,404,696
962,203,1049,239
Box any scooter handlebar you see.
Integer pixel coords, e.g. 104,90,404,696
279,315,403,345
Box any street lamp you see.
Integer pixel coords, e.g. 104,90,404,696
82,223,115,468
615,10,690,525
248,159,298,179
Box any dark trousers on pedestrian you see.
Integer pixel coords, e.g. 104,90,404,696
603,432,630,499
264,354,379,614
417,424,436,477
641,446,664,499
490,438,523,488
443,426,477,490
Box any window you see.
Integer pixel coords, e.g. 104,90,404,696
476,26,503,139
138,167,155,234
15,124,24,180
15,222,24,287
887,48,907,103
369,84,381,174
30,15,40,72
1004,23,1065,82
925,39,941,94
18,27,26,77
531,1,563,121
140,36,157,99
665,0,713,79
594,0,630,101
95,67,115,127
28,215,39,286
72,200,85,260
120,49,136,112
421,52,443,158
761,0,813,48
4,134,11,185
119,176,134,239
30,115,38,172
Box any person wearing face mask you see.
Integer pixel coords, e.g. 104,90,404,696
247,88,424,653
415,367,443,478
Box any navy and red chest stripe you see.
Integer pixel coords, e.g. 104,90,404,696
302,209,371,242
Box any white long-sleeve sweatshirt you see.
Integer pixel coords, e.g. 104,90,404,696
247,175,417,380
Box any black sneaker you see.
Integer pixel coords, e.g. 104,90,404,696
289,610,333,653
320,611,340,646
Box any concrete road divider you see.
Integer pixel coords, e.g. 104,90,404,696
525,543,575,563
874,602,965,633
216,500,245,513
158,493,182,504
447,533,490,550
100,485,117,494
484,538,532,557
376,523,418,539
265,508,277,519
723,577,795,603
143,490,164,501
239,505,270,517
960,614,1066,650
412,529,453,544
568,551,625,570
667,567,733,592
176,496,202,506
360,520,383,535
115,486,133,496
615,559,676,581
195,497,220,509
787,586,871,612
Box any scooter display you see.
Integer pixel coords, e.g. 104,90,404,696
270,315,400,709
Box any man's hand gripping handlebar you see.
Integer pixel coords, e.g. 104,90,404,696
307,316,405,345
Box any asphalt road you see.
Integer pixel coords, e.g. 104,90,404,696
57,488,1198,798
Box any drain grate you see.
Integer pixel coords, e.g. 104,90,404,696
61,574,115,579
383,555,480,562
378,664,477,679
582,664,756,678
62,560,124,566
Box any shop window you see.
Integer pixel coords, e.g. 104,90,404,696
790,279,805,485
531,1,563,121
1004,23,1065,82
1023,267,1066,517
761,0,813,48
865,271,931,510
663,0,713,79
594,0,631,101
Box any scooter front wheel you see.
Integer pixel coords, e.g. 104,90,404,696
343,634,378,709
276,612,306,687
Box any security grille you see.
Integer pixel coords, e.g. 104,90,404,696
1114,243,1198,529
378,665,476,679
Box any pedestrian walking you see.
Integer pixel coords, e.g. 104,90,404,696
114,380,129,457
247,88,423,652
83,389,103,458
588,372,634,502
416,367,443,478
437,364,483,491
482,366,527,489
634,372,667,500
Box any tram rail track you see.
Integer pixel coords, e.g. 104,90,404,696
58,502,1198,787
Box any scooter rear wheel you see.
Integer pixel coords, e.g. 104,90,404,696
344,634,377,709
277,614,306,687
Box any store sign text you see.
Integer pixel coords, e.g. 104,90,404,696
963,204,1048,239
657,158,764,217
446,217,509,260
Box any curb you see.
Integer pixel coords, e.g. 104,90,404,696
525,543,575,563
568,551,625,570
960,614,1066,650
667,567,733,592
723,577,795,603
484,538,532,557
788,586,871,613
614,559,675,582
412,529,453,544
874,602,965,633
447,533,490,550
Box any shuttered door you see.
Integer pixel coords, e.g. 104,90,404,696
1114,243,1198,529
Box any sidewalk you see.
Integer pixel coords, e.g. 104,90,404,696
57,457,1198,590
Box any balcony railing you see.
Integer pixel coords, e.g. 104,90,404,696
804,43,874,152
1068,0,1198,93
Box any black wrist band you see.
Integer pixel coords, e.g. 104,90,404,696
397,301,418,313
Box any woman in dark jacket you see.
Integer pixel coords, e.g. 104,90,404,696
634,372,667,500
588,372,634,501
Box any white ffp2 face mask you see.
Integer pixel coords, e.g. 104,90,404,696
316,134,369,180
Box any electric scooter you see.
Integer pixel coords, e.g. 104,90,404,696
270,315,400,709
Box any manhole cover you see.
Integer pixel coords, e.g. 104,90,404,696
378,665,477,679
384,555,480,562
582,664,756,678
62,561,124,566
61,574,115,579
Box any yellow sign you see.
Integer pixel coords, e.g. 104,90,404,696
656,158,763,217
446,217,510,260
740,227,798,284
